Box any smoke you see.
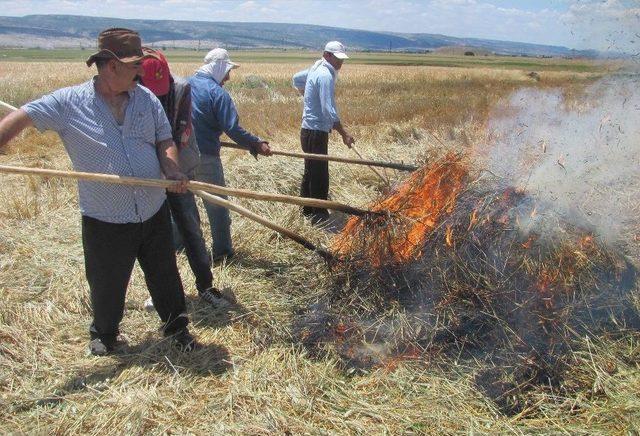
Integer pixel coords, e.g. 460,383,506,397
483,76,640,247
292,76,640,415
562,0,640,56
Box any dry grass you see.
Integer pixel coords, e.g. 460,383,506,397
0,59,638,434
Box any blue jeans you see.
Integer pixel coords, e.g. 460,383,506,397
166,191,213,293
195,154,234,258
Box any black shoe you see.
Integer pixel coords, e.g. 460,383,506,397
88,337,115,356
212,251,235,265
171,328,200,352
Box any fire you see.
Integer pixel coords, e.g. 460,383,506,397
521,235,536,249
333,154,467,265
535,268,560,310
382,344,423,372
334,322,348,336
445,225,454,247
579,234,594,250
467,209,478,231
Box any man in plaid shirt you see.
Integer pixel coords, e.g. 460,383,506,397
0,28,199,355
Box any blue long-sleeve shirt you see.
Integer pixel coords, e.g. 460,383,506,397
292,69,308,92
189,72,260,156
301,60,340,133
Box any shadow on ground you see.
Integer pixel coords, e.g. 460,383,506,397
12,336,231,413
186,288,254,330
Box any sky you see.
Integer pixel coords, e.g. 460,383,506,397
0,0,638,52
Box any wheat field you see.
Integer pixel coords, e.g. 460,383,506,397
0,57,638,434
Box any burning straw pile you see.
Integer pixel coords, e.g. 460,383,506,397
294,152,639,414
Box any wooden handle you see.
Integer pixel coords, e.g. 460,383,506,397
0,164,377,216
221,141,418,172
349,144,390,185
0,101,18,112
194,190,334,262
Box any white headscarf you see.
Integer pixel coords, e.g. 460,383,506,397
198,61,233,84
197,48,238,84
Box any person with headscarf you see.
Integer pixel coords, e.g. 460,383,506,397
189,48,272,263
139,48,232,309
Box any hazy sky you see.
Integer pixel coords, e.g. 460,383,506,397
0,0,638,52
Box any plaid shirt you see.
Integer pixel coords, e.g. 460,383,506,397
23,78,173,223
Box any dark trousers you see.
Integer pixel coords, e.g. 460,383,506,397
82,202,188,342
300,128,329,216
167,191,213,293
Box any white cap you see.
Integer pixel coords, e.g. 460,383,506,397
203,48,240,69
324,41,349,59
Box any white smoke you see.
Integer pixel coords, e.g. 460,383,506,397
483,76,640,247
562,0,640,55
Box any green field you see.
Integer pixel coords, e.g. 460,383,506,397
0,48,604,72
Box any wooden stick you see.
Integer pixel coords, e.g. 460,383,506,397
0,101,376,216
220,141,418,172
194,190,334,262
0,101,18,112
348,144,390,185
0,164,377,216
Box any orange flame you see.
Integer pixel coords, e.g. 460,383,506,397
332,154,467,265
382,344,423,372
467,208,478,231
521,235,536,249
445,225,454,247
579,235,594,250
335,323,348,336
536,274,555,309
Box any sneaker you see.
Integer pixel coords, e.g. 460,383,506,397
143,297,155,312
199,287,232,309
88,337,115,356
171,328,200,352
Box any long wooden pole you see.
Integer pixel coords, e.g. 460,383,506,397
220,141,418,172
0,101,17,112
348,144,389,184
0,164,376,216
194,190,334,262
1,101,416,175
0,100,381,215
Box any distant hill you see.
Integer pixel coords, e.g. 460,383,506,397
0,14,596,57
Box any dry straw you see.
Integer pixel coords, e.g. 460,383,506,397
1,59,637,434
